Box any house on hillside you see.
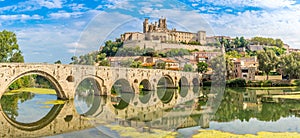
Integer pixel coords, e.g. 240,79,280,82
155,58,180,70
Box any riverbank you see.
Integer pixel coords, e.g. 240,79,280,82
203,79,300,87
192,130,300,138
4,87,56,95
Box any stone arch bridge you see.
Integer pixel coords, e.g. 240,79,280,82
0,63,202,99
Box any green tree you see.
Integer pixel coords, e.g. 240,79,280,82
183,64,193,72
0,30,24,62
278,52,300,79
99,59,110,66
54,60,61,64
257,50,278,80
197,62,208,73
70,56,78,64
130,61,142,68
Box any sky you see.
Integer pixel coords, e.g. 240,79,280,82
1,0,300,63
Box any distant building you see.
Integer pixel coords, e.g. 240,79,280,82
119,17,222,51
121,17,207,44
289,48,300,53
155,58,180,70
247,45,264,51
192,52,220,62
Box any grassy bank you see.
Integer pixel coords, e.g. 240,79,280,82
203,79,300,87
192,130,300,138
5,87,56,95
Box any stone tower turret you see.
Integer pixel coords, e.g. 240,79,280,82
143,18,149,33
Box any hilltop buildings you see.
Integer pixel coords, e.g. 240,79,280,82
120,17,218,51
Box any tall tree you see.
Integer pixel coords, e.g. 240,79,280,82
0,30,24,62
257,50,278,80
197,62,208,73
278,52,300,79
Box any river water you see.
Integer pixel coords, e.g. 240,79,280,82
1,86,300,137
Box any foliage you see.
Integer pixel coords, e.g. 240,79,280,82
54,60,61,64
165,48,190,57
251,37,284,47
156,62,166,69
197,62,208,73
101,40,123,57
225,55,235,80
265,47,286,56
115,47,143,57
1,92,34,120
278,52,300,79
130,61,142,68
69,51,98,65
188,41,201,45
233,36,249,48
257,50,278,80
9,76,33,90
183,64,193,72
226,78,246,87
119,59,142,68
9,75,54,90
226,50,242,58
0,30,24,62
99,59,110,66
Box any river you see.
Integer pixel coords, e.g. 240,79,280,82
1,86,300,137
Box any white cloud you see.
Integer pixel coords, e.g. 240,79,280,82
192,0,296,9
49,11,83,19
0,14,43,21
15,24,81,63
201,7,300,48
37,0,64,9
0,0,64,14
68,3,88,11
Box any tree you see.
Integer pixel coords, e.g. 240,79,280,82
278,52,300,79
257,50,278,80
70,56,78,64
183,64,193,72
130,61,142,68
54,60,61,64
99,59,110,66
0,30,24,62
197,62,208,73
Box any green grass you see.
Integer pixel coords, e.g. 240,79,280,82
247,86,300,90
5,87,56,95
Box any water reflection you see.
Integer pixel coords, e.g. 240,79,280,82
0,91,57,123
1,86,300,137
75,78,101,114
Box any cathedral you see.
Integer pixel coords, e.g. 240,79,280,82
121,17,207,45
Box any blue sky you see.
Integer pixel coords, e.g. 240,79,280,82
1,0,300,63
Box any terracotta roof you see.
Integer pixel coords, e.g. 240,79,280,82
158,58,178,63
142,62,155,67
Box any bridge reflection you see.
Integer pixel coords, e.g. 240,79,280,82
0,83,211,137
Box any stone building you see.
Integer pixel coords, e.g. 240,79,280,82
120,17,208,50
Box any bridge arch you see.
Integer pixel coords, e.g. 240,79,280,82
179,76,189,87
2,70,66,99
0,104,64,131
192,78,200,86
157,75,175,88
74,77,105,116
74,76,105,96
111,78,135,110
139,79,152,91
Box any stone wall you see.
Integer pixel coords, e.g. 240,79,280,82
123,40,219,51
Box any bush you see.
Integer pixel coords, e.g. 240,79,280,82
226,78,246,87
